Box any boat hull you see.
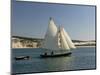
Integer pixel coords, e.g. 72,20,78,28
14,56,30,60
40,51,71,58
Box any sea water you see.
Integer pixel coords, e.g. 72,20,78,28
11,47,96,74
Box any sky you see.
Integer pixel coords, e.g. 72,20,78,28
11,0,96,40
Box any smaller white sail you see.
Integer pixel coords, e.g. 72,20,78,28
59,28,70,50
62,28,76,49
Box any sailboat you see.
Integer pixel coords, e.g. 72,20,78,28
40,17,76,57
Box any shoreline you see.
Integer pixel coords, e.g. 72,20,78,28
12,46,96,49
75,46,96,48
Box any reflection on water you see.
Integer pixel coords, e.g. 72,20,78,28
39,56,74,71
12,47,96,74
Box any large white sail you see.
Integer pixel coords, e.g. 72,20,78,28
62,28,76,49
42,18,59,50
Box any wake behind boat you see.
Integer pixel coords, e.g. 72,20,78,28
40,17,76,58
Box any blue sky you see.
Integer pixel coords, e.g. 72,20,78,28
11,0,96,40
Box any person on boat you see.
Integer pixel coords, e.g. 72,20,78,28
44,52,47,55
51,51,54,55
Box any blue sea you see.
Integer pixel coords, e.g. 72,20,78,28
11,47,96,74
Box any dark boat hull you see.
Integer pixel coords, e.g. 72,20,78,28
40,52,71,58
15,56,30,60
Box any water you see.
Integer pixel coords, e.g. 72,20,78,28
11,47,96,74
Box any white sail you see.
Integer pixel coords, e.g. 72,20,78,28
42,18,59,50
42,17,75,51
59,29,70,50
62,28,76,49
